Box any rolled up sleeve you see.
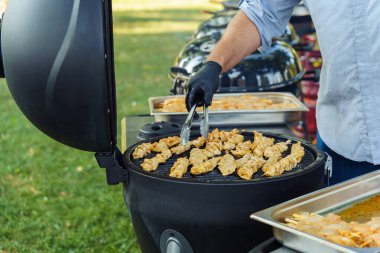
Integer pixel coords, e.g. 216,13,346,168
239,0,301,51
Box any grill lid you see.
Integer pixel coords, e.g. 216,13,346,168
1,0,116,153
171,36,304,93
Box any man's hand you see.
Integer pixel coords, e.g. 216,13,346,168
185,61,222,111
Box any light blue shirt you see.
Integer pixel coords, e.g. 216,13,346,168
240,0,380,164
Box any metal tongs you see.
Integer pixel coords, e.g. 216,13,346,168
180,104,209,145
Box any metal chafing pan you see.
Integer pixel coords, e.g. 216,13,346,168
149,92,308,126
250,170,380,253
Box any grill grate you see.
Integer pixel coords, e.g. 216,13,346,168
128,132,318,183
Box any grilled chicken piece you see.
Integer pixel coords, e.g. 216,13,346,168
218,154,237,176
237,156,265,180
191,136,206,148
151,136,181,152
205,141,222,156
222,141,236,151
171,143,191,155
140,149,172,172
229,132,244,144
262,153,282,172
251,131,263,151
208,128,243,143
253,136,275,157
162,136,181,147
231,141,252,158
190,157,222,175
189,148,208,165
151,141,168,152
263,142,304,176
208,128,229,142
235,153,253,169
291,141,305,163
132,143,153,159
263,154,298,176
169,157,189,178
264,140,291,158
221,129,244,151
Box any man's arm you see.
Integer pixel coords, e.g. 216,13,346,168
207,10,261,72
185,0,301,110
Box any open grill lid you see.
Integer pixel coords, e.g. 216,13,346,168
1,0,116,153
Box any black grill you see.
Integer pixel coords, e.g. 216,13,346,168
128,132,319,183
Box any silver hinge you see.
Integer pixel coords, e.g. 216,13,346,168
324,152,333,186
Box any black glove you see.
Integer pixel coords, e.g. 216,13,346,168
185,61,222,112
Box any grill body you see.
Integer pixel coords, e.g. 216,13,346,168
123,133,326,253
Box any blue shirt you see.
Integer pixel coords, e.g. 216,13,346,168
240,0,380,164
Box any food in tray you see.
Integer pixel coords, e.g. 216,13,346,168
155,95,299,112
337,194,380,223
285,212,380,248
132,129,305,179
169,157,189,178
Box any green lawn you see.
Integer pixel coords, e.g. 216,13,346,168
0,1,216,252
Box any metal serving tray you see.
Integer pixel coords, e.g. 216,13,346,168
149,92,308,126
250,170,380,253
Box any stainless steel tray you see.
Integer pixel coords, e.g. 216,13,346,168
250,170,380,253
149,92,308,126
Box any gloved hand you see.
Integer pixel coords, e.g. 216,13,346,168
185,61,222,112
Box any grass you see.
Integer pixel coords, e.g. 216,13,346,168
0,1,217,252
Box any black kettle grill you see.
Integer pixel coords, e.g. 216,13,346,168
1,1,327,252
170,34,304,96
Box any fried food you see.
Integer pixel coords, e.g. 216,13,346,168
218,154,237,176
190,157,222,175
169,157,189,178
189,148,208,165
285,212,380,248
140,149,172,172
237,156,265,180
231,141,252,158
132,143,153,159
263,142,304,176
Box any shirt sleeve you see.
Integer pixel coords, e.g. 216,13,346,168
239,0,301,51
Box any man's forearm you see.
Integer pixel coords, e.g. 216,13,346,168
207,10,261,72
